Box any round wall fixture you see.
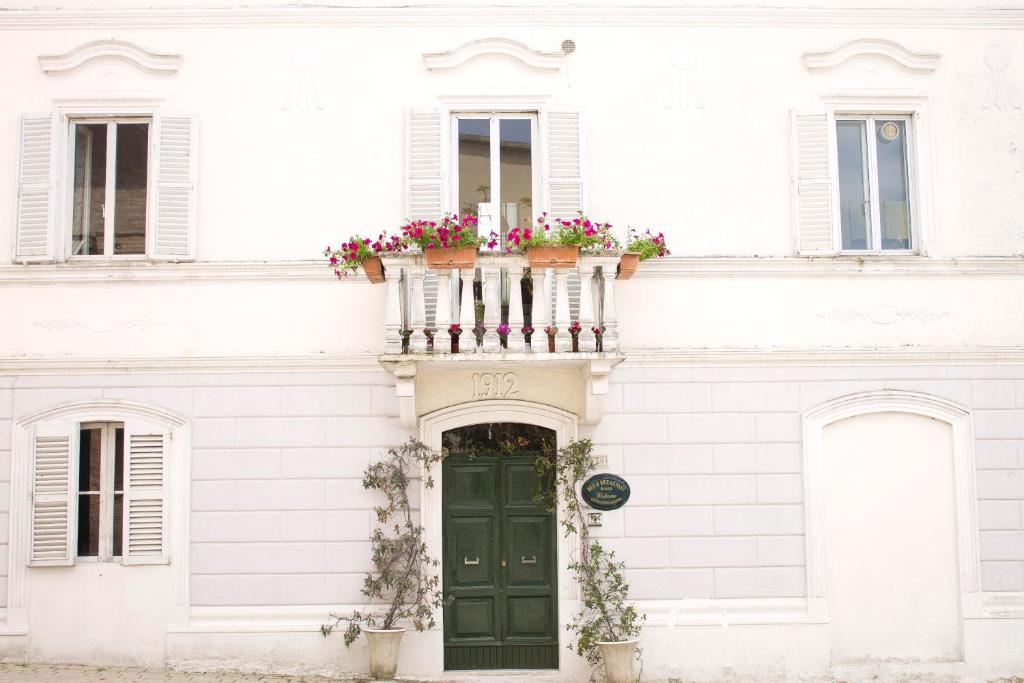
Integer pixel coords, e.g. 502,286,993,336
881,121,900,141
561,39,576,54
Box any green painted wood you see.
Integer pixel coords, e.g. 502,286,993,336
443,451,558,670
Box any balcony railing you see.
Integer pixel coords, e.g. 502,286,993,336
379,253,620,356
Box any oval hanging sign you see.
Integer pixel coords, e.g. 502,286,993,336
582,473,631,511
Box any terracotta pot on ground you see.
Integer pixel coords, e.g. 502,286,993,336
616,252,641,280
597,639,640,683
527,244,580,268
363,628,405,680
571,336,579,352
451,333,460,353
425,246,477,269
362,256,385,284
547,334,556,353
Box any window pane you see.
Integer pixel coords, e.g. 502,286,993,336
71,124,107,256
499,119,532,240
114,427,125,492
113,493,124,557
458,118,490,223
77,493,100,556
78,427,102,492
875,120,912,250
113,123,149,255
837,120,871,250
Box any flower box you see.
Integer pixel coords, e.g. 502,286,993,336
425,246,478,270
615,252,641,280
362,256,386,284
527,245,579,268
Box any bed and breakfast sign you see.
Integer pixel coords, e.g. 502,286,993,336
582,473,631,511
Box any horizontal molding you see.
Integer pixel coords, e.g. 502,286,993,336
2,6,1024,30
2,256,1023,286
3,347,1024,376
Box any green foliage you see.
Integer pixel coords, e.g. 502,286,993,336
623,228,670,261
321,439,448,646
535,439,644,678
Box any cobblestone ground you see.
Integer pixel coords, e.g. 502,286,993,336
0,664,368,682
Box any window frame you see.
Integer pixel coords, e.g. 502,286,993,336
74,421,125,564
449,111,540,246
67,117,153,260
834,113,917,254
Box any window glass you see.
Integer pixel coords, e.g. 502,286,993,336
113,123,149,255
77,428,102,557
71,124,107,256
875,120,911,250
113,427,125,556
499,119,532,239
458,118,490,222
836,120,871,250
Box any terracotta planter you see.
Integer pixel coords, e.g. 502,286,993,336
597,639,640,683
450,333,461,353
571,335,580,352
527,244,579,268
360,256,385,284
364,628,405,680
425,246,477,269
616,252,641,280
547,334,556,353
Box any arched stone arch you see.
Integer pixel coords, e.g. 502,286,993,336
801,390,980,618
7,398,191,628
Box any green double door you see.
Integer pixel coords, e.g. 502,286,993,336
442,452,558,670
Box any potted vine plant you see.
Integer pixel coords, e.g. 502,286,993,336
544,325,557,353
324,232,406,284
506,213,619,268
568,320,582,352
321,440,447,680
617,228,670,280
401,213,498,269
496,322,511,349
536,439,645,683
449,323,462,353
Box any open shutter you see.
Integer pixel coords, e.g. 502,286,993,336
544,110,583,220
406,108,443,221
123,420,169,564
30,420,75,566
152,115,197,261
792,110,835,254
14,115,55,263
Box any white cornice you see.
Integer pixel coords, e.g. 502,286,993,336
803,38,941,74
3,7,1024,30
423,37,564,73
1,257,1023,286
38,39,182,75
3,347,1024,376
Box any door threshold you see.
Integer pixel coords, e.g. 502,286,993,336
447,670,560,675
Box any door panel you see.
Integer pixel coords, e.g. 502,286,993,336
443,452,558,670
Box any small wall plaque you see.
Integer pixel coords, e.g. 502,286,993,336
581,473,631,511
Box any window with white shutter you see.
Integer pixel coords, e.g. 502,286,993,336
544,110,583,221
15,115,56,263
152,114,197,261
791,110,835,254
30,421,76,566
123,419,169,564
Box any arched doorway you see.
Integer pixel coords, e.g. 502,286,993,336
440,423,559,670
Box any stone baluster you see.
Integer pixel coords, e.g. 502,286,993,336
459,266,475,351
434,268,453,353
481,257,501,353
409,259,427,353
507,256,526,352
554,267,571,352
382,257,403,354
577,257,597,353
596,257,619,352
530,266,550,353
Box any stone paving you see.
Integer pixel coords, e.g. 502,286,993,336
0,664,369,682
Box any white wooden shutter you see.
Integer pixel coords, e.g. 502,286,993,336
152,115,197,261
792,110,835,254
14,115,55,263
544,110,583,220
406,108,443,221
123,420,169,564
30,421,75,566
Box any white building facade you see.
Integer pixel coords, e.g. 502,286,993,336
1,1,1024,680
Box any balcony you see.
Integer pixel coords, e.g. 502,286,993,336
376,252,625,427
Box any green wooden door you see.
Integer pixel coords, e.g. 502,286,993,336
443,452,558,670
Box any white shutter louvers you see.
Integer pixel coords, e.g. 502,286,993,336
15,115,55,263
406,109,443,221
153,115,197,260
124,422,169,564
30,422,75,566
545,110,583,220
792,111,835,254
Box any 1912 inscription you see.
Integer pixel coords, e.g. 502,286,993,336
471,372,519,399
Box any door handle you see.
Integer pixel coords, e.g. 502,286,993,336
521,555,537,565
463,556,480,566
